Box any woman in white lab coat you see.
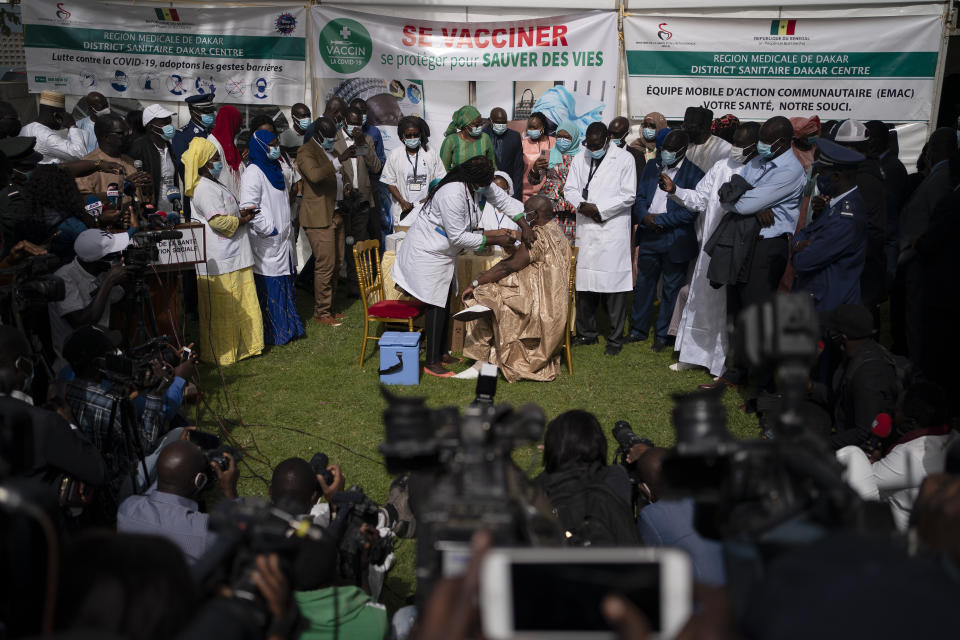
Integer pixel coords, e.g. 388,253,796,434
392,156,527,377
381,116,444,227
240,129,305,346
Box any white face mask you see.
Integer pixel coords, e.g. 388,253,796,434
94,106,111,117
730,145,754,164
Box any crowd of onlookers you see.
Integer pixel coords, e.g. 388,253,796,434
1,87,959,639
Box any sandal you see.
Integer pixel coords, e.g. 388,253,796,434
423,364,455,378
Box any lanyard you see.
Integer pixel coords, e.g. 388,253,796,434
586,157,603,188
406,149,421,181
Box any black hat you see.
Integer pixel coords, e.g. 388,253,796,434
63,326,120,371
815,138,865,169
185,93,215,107
821,304,874,339
0,136,42,165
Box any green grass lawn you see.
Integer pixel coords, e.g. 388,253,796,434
191,287,759,609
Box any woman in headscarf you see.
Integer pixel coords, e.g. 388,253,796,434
439,106,496,171
479,171,520,232
711,114,740,144
240,129,305,346
208,105,243,197
530,119,581,244
520,111,555,201
184,137,264,365
381,116,444,226
629,112,668,168
392,156,526,377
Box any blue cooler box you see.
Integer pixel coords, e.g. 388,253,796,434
379,331,421,385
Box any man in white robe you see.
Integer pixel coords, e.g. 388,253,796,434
564,122,638,356
660,123,761,376
682,106,733,175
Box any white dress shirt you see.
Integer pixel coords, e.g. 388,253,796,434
20,121,89,164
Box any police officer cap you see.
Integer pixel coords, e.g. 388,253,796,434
830,119,868,143
185,93,215,107
821,304,874,339
815,137,864,169
0,136,42,165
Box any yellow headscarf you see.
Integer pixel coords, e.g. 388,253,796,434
182,137,217,197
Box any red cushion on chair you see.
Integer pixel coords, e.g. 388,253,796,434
368,299,424,319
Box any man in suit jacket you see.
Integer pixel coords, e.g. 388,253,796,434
629,130,705,350
335,107,383,297
483,107,523,200
297,117,346,325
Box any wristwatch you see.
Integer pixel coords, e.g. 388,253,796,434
471,279,479,288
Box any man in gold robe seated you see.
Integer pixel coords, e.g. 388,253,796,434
458,196,571,382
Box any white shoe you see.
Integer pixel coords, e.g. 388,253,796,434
669,362,700,372
453,366,480,380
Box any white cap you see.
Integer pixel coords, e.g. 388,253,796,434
142,104,175,127
832,119,868,143
74,229,130,262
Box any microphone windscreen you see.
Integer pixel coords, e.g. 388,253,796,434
871,413,893,439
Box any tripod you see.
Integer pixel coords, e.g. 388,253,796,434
127,267,160,348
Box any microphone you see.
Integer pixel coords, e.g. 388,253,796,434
164,212,182,226
134,159,143,172
84,194,103,218
864,413,893,455
106,183,120,210
166,188,183,214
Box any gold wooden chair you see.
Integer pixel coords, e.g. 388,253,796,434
563,246,579,375
353,239,425,365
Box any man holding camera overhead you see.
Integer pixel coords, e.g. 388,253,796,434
334,106,382,297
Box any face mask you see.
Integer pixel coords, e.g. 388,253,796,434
475,185,489,197
527,129,542,140
641,127,657,141
555,138,572,153
816,172,837,197
298,117,312,130
469,126,483,138
612,137,626,147
336,120,344,131
590,146,607,160
267,147,281,161
492,123,508,135
361,114,368,126
155,123,175,141
757,139,780,160
404,138,421,150
94,107,111,117
808,135,819,145
321,137,336,151
348,125,361,136
661,150,678,166
209,161,223,179
730,145,752,164
200,112,216,128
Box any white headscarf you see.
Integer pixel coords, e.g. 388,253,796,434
493,170,514,195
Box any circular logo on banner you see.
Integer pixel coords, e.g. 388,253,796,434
275,12,297,35
111,70,128,92
320,19,372,74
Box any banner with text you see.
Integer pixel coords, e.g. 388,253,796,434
310,7,617,132
625,14,943,122
24,0,306,105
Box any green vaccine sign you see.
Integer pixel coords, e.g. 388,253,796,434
320,18,372,73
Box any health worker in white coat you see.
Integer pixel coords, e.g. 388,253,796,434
564,122,638,356
240,129,305,347
664,122,760,376
392,156,529,378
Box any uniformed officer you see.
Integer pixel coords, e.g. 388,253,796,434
0,136,42,259
171,93,217,199
791,137,867,311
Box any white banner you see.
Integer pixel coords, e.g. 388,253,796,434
310,7,618,136
625,14,944,122
24,1,306,105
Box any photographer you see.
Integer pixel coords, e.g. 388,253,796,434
47,228,130,366
533,410,638,545
117,439,239,562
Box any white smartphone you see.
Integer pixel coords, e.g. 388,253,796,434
481,547,692,640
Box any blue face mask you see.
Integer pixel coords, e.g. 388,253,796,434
404,138,421,150
590,145,607,160
336,120,344,131
320,137,336,151
492,123,508,135
348,125,361,137
661,150,678,166
757,139,779,160
156,123,175,141
361,114,368,126
200,112,215,128
527,129,542,140
612,138,625,148
469,126,483,138
298,117,312,130
267,147,281,161
209,160,223,179
641,127,657,141
555,138,572,153
475,185,489,197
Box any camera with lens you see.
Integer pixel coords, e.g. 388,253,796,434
187,429,243,481
0,254,65,327
123,229,183,270
329,485,395,586
309,452,334,488
380,365,560,601
610,420,655,514
97,335,182,390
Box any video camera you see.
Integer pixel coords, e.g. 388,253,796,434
97,334,186,390
188,430,244,485
123,229,183,270
380,364,559,600
610,420,655,515
0,253,65,328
